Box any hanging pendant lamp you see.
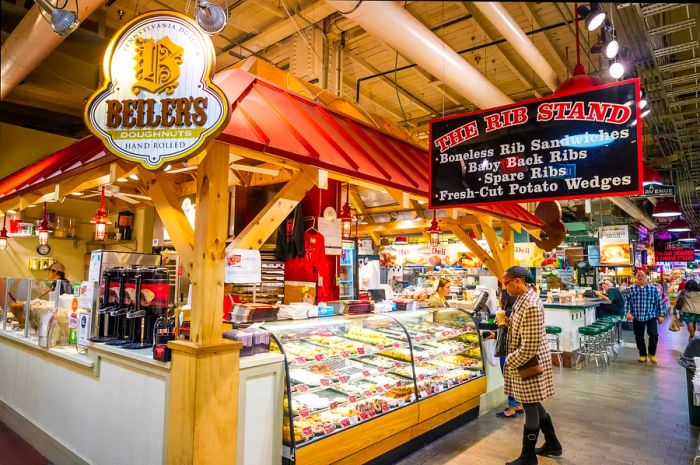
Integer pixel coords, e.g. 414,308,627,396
677,231,698,242
339,183,354,240
0,214,8,251
428,210,441,247
91,186,112,241
652,199,683,218
642,166,663,186
37,202,50,246
667,218,691,233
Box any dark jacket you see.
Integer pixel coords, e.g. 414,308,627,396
275,205,305,260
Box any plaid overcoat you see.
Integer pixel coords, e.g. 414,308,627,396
504,288,555,403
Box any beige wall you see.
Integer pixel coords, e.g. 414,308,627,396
0,123,77,179
0,237,87,281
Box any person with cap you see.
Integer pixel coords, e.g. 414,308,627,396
502,266,560,465
48,262,73,295
594,280,625,318
625,269,665,364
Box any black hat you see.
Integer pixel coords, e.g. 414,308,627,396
505,266,534,284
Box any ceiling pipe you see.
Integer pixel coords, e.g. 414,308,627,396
472,2,560,91
327,0,511,109
0,0,104,100
609,197,657,230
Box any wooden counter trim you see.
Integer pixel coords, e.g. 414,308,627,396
168,339,242,355
0,330,95,376
88,343,170,379
417,376,487,423
295,404,420,465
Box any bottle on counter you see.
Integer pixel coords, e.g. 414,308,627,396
153,309,175,362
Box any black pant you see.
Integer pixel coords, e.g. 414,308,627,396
633,318,658,356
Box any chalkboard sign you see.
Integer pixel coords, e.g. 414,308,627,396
654,239,695,263
430,79,642,207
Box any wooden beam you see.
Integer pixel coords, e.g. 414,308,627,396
232,170,315,249
501,223,515,271
369,232,382,246
139,168,195,280
356,218,431,235
478,217,505,279
447,225,501,279
248,168,295,187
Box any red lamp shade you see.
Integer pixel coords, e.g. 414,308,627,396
37,202,50,246
643,166,663,186
427,211,441,247
0,214,8,251
667,218,691,233
394,236,408,245
339,202,353,240
652,199,682,218
91,186,112,240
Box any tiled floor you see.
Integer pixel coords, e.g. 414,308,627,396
397,323,700,465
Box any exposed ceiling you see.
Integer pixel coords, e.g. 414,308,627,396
1,1,699,227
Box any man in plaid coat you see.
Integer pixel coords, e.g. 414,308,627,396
503,267,560,465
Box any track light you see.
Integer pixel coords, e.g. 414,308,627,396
34,0,79,36
639,89,648,109
609,61,624,79
195,0,228,35
605,37,619,59
578,3,606,32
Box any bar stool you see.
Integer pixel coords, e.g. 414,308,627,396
545,326,564,369
576,326,607,368
592,320,618,363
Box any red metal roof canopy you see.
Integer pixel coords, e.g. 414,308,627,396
0,69,542,228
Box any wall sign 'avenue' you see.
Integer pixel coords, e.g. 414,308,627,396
85,11,230,170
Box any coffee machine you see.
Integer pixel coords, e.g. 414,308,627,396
88,267,123,343
106,267,139,346
123,267,170,350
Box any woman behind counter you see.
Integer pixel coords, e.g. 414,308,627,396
427,278,450,308
48,262,73,296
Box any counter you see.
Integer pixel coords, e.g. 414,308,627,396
542,298,604,368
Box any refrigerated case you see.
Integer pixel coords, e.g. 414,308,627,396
264,308,486,465
339,241,358,300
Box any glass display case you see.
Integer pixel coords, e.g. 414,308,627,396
1,278,53,337
264,308,484,461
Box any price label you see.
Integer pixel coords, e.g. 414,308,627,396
362,370,371,377
299,408,310,418
416,355,424,362
377,367,385,373
339,375,350,383
368,410,376,417
297,384,309,393
414,336,422,342
340,351,350,358
364,390,373,397
360,412,369,420
329,402,338,409
323,424,335,434
393,342,401,347
303,427,313,436
376,386,384,393
357,347,365,355
341,418,351,428
384,384,392,391
393,362,402,368
295,357,307,365
447,380,454,388
377,345,385,351
420,390,428,398
315,354,325,362
398,399,406,407
418,374,425,381
435,385,443,393
381,404,390,412
424,335,432,341
396,381,402,387
409,393,417,402
348,395,357,403
349,416,359,426
320,378,331,386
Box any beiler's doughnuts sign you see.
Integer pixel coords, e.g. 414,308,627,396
85,11,229,170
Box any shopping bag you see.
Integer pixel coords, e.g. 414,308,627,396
669,312,682,332
494,326,508,357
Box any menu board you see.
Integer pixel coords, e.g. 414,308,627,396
430,80,642,207
599,225,631,265
654,239,695,263
224,248,262,283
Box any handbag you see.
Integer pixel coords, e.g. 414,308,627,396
669,311,682,332
494,326,508,357
517,356,543,380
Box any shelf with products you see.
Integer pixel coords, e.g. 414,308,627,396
264,307,485,463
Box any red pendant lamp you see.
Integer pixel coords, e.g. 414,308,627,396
339,183,354,240
667,217,691,233
642,166,663,186
652,198,682,218
428,210,441,247
91,186,112,241
37,202,50,246
677,231,698,242
0,214,8,251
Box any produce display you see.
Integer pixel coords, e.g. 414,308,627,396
266,309,485,450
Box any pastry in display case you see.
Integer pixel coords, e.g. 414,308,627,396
264,307,485,464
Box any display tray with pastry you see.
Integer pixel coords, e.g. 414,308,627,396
289,357,387,391
285,388,349,417
341,326,397,347
306,334,379,357
401,322,467,341
341,374,413,399
279,339,341,364
351,353,411,370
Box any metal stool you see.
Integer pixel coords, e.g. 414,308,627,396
545,326,564,369
576,326,607,368
592,321,616,363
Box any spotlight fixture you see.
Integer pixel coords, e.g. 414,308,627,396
195,0,228,35
609,61,624,79
128,173,139,181
667,218,691,233
639,89,648,109
605,36,619,59
652,198,682,218
578,3,606,32
34,0,79,36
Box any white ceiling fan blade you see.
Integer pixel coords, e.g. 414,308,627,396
115,194,139,204
120,193,152,201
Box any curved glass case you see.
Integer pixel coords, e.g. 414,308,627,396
263,307,484,458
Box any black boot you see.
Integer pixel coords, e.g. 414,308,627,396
505,426,538,465
535,414,562,457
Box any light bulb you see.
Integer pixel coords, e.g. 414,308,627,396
95,222,107,241
38,230,49,246
195,1,227,34
609,62,624,79
605,39,619,59
586,10,606,31
641,108,651,118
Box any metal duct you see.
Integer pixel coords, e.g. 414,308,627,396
472,2,560,91
609,197,656,230
0,0,104,100
327,0,511,109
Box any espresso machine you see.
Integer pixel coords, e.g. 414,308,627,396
123,267,170,350
88,267,123,343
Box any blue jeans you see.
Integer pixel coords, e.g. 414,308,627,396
499,355,518,408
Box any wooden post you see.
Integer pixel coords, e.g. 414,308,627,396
166,141,242,465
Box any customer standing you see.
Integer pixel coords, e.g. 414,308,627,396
496,287,524,418
676,280,700,341
594,280,625,318
625,270,665,364
503,267,561,465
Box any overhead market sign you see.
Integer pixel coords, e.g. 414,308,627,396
85,11,230,170
429,79,642,207
598,225,631,265
654,238,695,262
631,183,676,198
